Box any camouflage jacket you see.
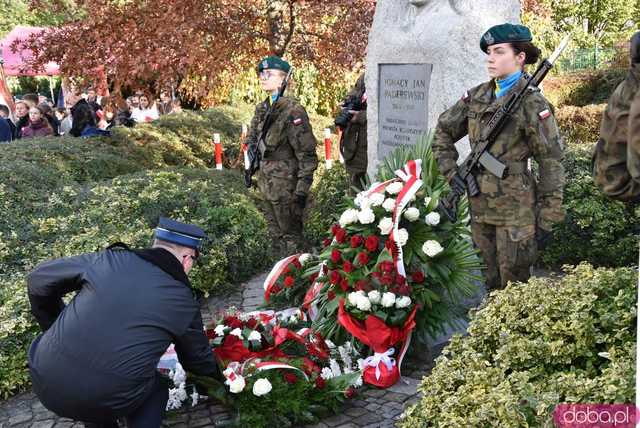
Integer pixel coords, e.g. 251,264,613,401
592,64,640,203
246,96,318,196
340,73,368,170
433,75,565,229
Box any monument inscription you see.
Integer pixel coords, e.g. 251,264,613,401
377,63,433,159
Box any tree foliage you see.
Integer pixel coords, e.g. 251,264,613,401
21,0,374,105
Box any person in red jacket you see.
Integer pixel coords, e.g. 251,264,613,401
21,106,54,139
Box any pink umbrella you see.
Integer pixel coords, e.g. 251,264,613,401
0,25,60,76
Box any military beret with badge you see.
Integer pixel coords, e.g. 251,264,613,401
257,55,291,74
480,23,532,53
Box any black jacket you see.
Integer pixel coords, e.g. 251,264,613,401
27,247,218,420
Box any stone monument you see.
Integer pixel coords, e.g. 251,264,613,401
366,0,521,177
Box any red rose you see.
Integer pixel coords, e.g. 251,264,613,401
284,372,298,384
284,276,295,288
343,260,354,273
381,274,394,286
411,271,425,283
331,249,342,264
224,316,243,329
292,259,302,269
323,238,332,247
330,270,341,285
365,235,379,252
335,228,347,244
345,386,357,398
328,290,336,300
350,235,364,248
315,377,327,389
355,280,371,292
380,261,394,273
371,271,381,280
339,278,350,292
395,274,406,286
385,239,398,255
331,223,340,236
398,284,411,296
271,284,282,294
245,318,258,329
357,252,369,266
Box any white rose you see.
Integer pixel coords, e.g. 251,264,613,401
382,198,396,212
395,296,412,309
298,253,311,265
425,212,441,226
378,217,393,235
339,209,359,227
381,292,396,308
386,181,403,195
369,192,385,207
229,328,242,338
368,290,381,304
252,378,272,396
354,192,367,208
214,325,227,336
404,207,420,222
422,240,444,257
396,228,409,247
229,376,246,394
347,292,360,307
357,208,376,225
248,330,261,341
356,295,372,312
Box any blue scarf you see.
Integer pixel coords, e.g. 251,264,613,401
495,70,522,99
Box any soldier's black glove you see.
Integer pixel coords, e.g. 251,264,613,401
536,227,553,251
631,31,640,66
293,193,307,209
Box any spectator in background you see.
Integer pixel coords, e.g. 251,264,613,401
158,90,173,115
169,99,182,115
38,94,47,105
21,106,54,139
14,100,30,138
0,104,17,139
69,99,110,138
131,94,159,123
86,87,102,114
23,93,39,108
55,108,71,136
64,83,83,110
0,117,12,143
38,103,61,136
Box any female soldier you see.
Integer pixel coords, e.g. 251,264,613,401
432,23,565,290
245,56,318,252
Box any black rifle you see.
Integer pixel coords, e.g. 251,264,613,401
439,35,571,222
244,68,294,188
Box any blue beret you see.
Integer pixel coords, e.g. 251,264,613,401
480,23,532,53
257,56,291,74
154,217,206,250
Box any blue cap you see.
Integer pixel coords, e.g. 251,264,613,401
154,217,206,251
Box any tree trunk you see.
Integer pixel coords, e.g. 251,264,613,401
266,0,294,56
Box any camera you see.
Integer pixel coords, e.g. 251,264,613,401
334,95,365,129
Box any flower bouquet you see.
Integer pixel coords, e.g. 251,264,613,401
261,253,317,310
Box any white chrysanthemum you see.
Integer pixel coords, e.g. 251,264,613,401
354,192,368,208
386,181,403,195
252,378,272,396
330,359,342,377
369,192,385,206
378,217,393,235
368,290,381,304
381,292,396,308
357,358,366,370
298,253,311,265
325,339,336,349
321,367,334,380
214,324,227,336
382,198,396,212
190,388,200,406
396,228,409,247
425,212,441,226
395,296,412,309
288,315,298,324
357,208,376,225
229,328,242,338
404,207,420,222
339,208,359,227
356,295,371,311
354,376,364,387
248,330,261,341
422,240,444,257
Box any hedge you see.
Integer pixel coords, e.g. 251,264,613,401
544,69,627,107
401,263,636,427
555,104,605,145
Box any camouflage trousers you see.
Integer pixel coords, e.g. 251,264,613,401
346,168,367,195
470,222,538,290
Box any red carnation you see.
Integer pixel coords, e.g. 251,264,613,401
328,290,336,300
315,377,326,389
345,386,357,398
343,260,354,273
351,235,364,248
335,228,347,244
284,276,295,288
323,238,332,247
357,252,370,266
339,278,350,292
411,271,425,283
245,318,258,329
331,249,342,264
365,235,379,252
284,372,298,385
330,270,341,285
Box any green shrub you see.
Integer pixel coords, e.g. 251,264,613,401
401,263,636,428
540,143,639,268
545,69,627,107
555,104,605,145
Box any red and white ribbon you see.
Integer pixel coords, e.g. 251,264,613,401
241,124,250,170
263,254,301,301
213,133,223,170
303,262,327,321
324,128,333,169
254,360,310,381
363,347,396,381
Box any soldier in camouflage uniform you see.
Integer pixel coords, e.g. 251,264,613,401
433,23,565,290
246,56,319,251
336,73,368,192
592,31,640,203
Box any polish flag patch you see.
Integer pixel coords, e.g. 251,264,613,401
462,91,470,102
538,109,551,120
293,118,303,125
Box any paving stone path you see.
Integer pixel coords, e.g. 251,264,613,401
0,272,434,428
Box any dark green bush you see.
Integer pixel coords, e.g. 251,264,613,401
402,263,636,427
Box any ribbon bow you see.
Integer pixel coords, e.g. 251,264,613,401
363,347,396,381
